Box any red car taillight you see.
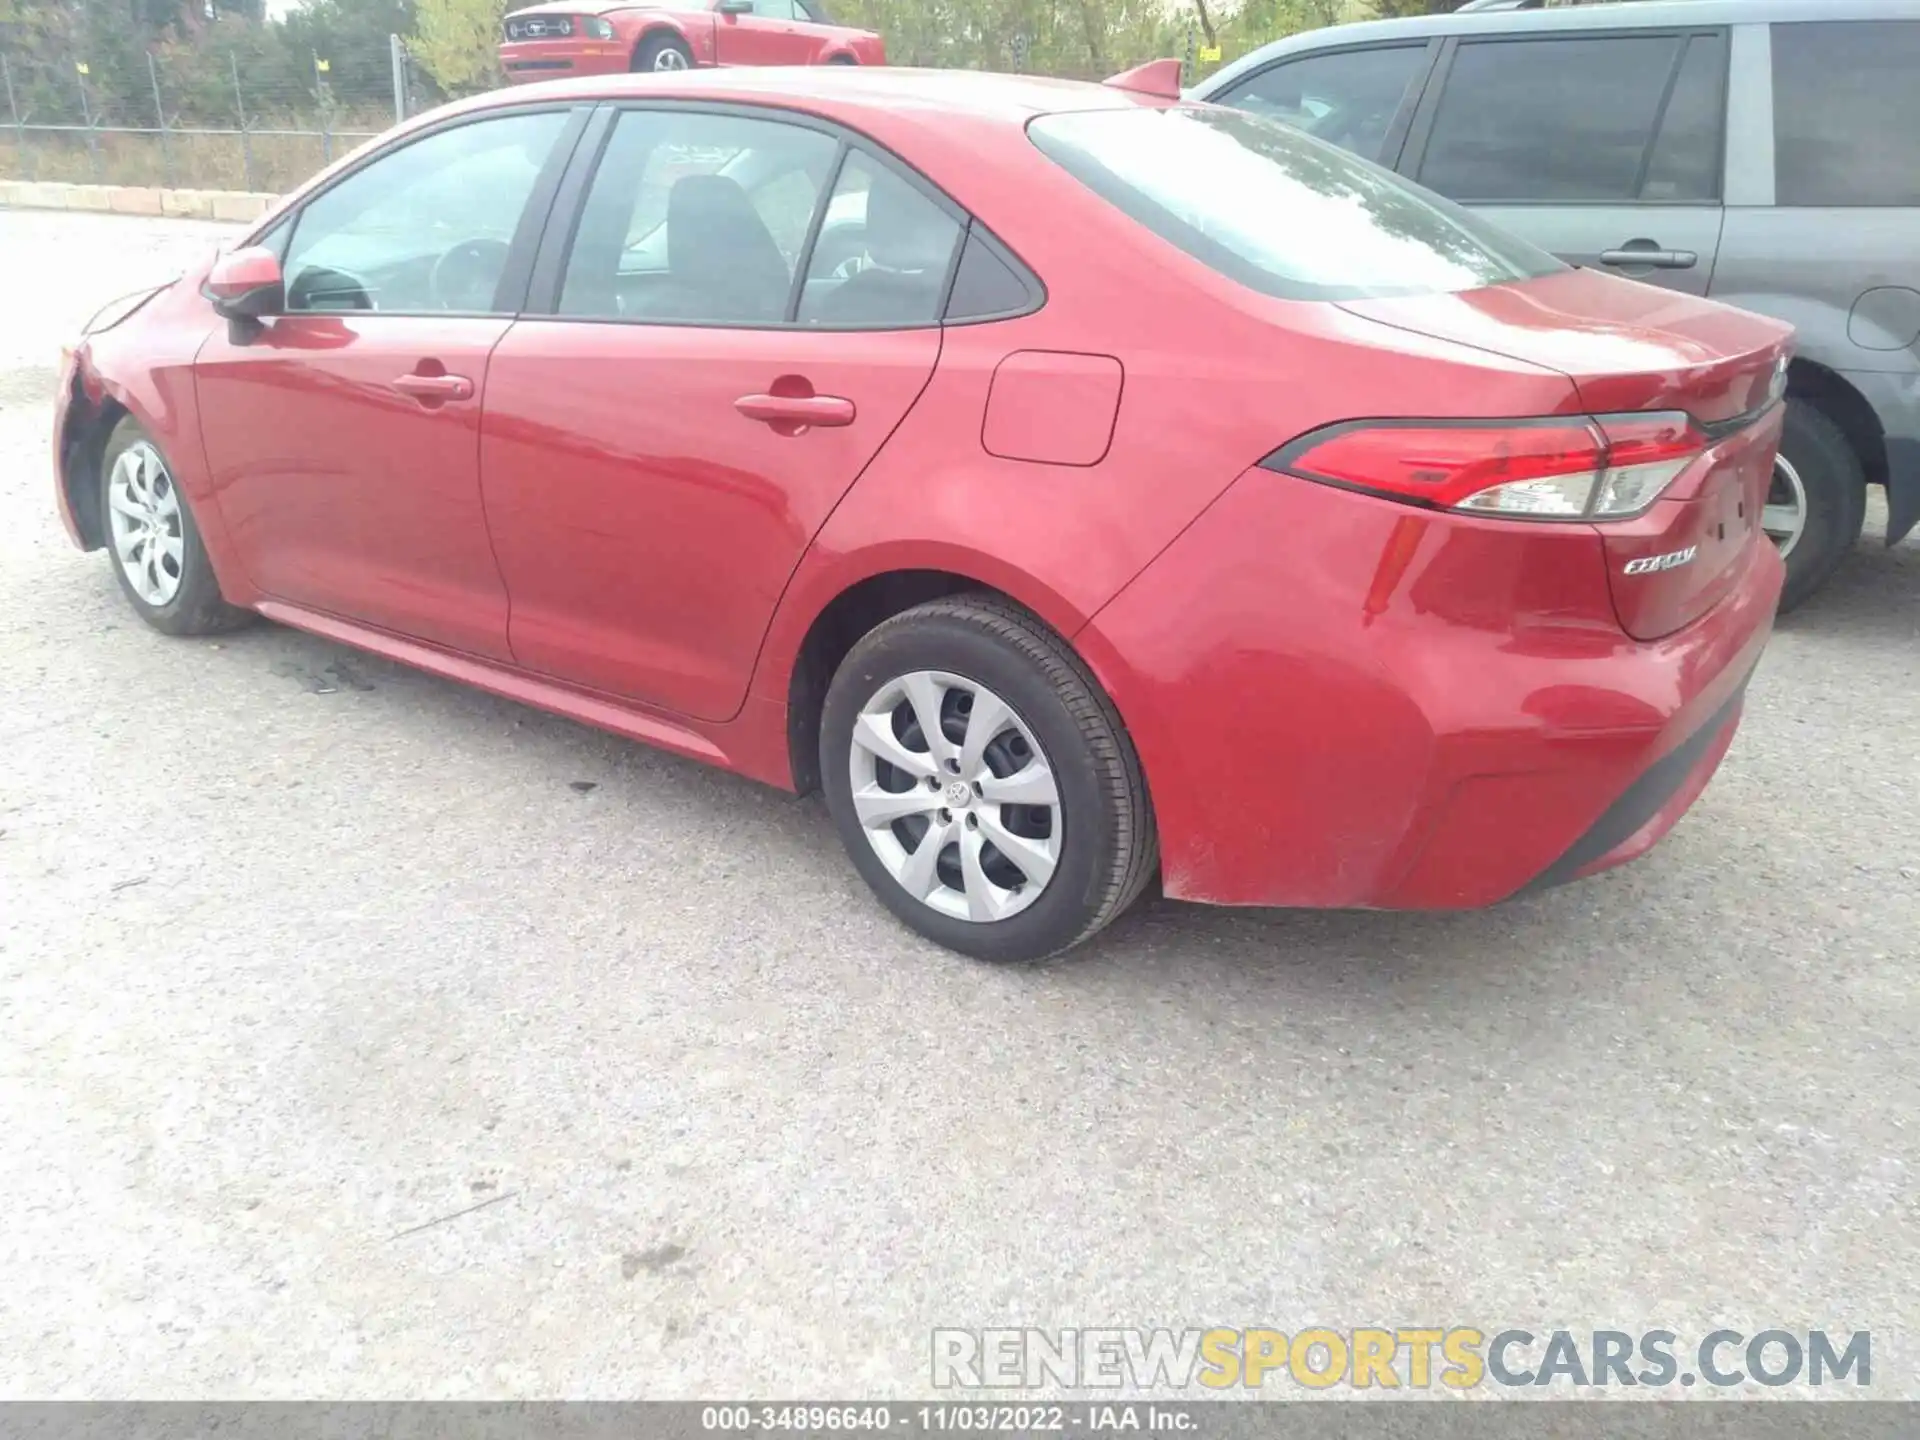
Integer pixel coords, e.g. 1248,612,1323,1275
1266,413,1706,521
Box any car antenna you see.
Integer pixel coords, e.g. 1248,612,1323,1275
1101,58,1184,100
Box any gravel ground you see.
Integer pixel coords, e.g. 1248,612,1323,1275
1,208,1917,1401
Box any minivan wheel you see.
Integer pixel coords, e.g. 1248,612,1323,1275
820,595,1156,962
1770,399,1866,612
100,417,252,637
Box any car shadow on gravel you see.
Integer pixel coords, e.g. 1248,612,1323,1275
1771,501,1918,644
162,533,1906,1044
1772,539,1918,644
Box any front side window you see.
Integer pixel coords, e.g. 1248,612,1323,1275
1417,34,1710,204
284,110,569,314
1215,45,1428,165
1774,20,1920,207
559,109,837,323
1029,106,1559,303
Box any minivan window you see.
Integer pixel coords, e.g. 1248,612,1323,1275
1214,44,1428,164
1419,34,1705,203
1773,20,1920,207
1641,33,1725,203
1028,107,1560,303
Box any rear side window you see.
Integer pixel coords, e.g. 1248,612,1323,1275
558,109,836,323
944,228,1039,321
1028,106,1560,303
1418,33,1723,203
796,151,963,327
1774,20,1920,207
1213,44,1428,164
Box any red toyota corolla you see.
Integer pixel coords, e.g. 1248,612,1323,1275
53,64,1790,962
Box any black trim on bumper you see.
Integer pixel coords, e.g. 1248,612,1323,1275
1515,673,1751,897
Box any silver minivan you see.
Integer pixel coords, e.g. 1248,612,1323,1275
1195,0,1920,609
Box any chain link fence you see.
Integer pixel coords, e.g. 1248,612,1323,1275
0,0,1396,195
0,35,430,193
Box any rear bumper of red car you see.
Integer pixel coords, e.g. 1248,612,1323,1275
1514,672,1747,895
1078,466,1784,911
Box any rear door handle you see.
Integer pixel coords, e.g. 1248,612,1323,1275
1599,245,1698,270
734,393,856,428
393,372,474,402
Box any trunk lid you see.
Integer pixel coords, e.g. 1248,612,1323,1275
1337,268,1792,424
1339,268,1794,639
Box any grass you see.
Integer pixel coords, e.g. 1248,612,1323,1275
0,116,386,192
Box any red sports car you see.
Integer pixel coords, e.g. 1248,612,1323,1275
499,0,884,80
53,64,1790,962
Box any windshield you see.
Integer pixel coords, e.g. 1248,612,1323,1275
1027,105,1563,303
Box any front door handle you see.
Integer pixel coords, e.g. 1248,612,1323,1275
735,392,856,429
1599,243,1698,270
393,372,474,402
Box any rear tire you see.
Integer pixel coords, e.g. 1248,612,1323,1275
632,33,693,71
99,417,252,637
820,595,1156,963
1771,399,1866,612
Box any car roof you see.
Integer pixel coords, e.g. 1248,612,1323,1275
1197,0,1920,96
472,65,1154,125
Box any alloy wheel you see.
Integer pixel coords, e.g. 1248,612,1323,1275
653,47,689,70
106,440,185,607
847,670,1062,923
1763,454,1808,558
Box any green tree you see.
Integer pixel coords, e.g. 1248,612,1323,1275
410,0,502,95
1369,0,1471,15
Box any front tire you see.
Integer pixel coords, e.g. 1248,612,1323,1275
633,34,692,72
100,417,251,637
821,595,1156,963
1770,399,1867,612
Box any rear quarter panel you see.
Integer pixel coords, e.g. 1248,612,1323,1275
1712,214,1920,376
753,125,1589,707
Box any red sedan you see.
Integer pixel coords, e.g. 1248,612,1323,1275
53,64,1790,962
499,0,884,80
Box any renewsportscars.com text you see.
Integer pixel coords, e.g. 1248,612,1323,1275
930,1327,1871,1391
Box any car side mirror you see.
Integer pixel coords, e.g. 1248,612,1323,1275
717,1,752,14
203,246,285,322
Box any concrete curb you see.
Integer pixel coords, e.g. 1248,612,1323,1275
0,180,276,223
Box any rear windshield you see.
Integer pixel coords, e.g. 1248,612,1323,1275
1027,106,1563,302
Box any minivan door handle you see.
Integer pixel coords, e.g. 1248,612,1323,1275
1599,242,1698,270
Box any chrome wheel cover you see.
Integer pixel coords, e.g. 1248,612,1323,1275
106,441,185,607
1763,455,1809,558
848,670,1062,923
